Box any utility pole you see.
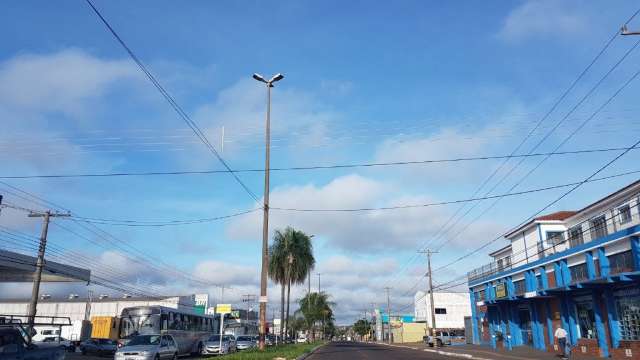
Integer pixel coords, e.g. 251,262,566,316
384,287,391,344
418,249,438,337
26,210,70,343
253,72,284,350
317,273,321,293
621,25,640,35
308,272,311,294
369,302,376,342
242,294,256,323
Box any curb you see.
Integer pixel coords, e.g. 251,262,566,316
382,343,492,360
294,342,326,360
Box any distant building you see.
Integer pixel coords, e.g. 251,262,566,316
0,294,201,340
414,291,471,329
467,180,640,359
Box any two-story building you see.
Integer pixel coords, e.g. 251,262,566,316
467,180,640,359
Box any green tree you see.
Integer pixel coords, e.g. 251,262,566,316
352,319,372,338
268,227,315,339
295,291,334,341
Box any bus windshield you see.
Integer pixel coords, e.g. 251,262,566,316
120,313,161,338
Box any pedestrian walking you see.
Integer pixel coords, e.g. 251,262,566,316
554,325,569,359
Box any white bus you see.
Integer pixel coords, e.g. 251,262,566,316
118,306,217,356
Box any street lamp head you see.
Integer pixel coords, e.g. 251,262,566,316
252,73,268,83
269,73,284,83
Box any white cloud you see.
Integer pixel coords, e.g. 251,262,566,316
498,0,587,42
0,49,138,116
225,173,500,253
193,79,338,157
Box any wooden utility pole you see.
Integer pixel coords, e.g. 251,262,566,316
418,249,438,337
26,210,70,343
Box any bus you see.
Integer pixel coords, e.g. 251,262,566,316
118,306,218,356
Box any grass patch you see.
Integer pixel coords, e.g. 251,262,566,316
198,342,324,360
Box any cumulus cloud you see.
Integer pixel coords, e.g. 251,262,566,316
0,49,138,116
225,173,500,253
498,0,587,42
193,79,338,157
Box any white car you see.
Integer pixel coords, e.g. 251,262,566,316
114,334,178,360
296,336,307,343
39,336,76,352
202,335,237,355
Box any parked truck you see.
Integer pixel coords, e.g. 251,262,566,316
90,316,119,340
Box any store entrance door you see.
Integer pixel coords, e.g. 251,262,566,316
518,309,533,346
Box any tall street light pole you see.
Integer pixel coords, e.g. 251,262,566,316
253,72,284,350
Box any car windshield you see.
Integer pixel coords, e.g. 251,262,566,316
98,339,115,344
237,336,252,341
208,335,221,342
126,335,160,346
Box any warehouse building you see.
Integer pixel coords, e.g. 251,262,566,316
414,291,471,330
467,180,640,358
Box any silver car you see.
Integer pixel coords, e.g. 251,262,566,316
115,335,178,360
202,335,236,355
234,336,255,351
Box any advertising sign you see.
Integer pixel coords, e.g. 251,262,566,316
495,283,507,298
216,304,232,314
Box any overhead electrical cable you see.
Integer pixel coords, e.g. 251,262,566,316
1,146,639,180
84,0,258,202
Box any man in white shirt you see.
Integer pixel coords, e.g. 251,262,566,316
554,326,569,359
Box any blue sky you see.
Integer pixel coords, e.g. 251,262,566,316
1,0,640,323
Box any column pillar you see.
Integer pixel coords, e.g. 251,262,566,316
488,306,497,349
554,262,564,287
586,251,596,280
539,266,548,290
591,290,609,357
597,246,610,278
499,304,511,350
544,300,554,349
631,236,640,271
509,303,522,346
604,288,620,349
470,290,480,344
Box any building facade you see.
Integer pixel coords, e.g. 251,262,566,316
414,291,471,330
467,180,640,358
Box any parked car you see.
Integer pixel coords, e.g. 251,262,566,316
114,334,178,360
39,337,75,353
202,335,236,355
234,336,255,351
79,338,117,356
296,335,307,344
423,331,453,347
0,325,65,360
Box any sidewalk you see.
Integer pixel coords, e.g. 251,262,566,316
390,342,601,360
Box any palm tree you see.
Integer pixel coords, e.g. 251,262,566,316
295,291,334,341
269,227,315,340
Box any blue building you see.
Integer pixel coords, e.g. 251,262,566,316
467,180,640,358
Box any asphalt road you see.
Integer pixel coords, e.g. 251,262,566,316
306,341,469,360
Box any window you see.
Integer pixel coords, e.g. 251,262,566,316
618,205,632,224
569,263,588,283
576,301,597,339
617,296,640,340
590,216,608,240
475,290,485,302
568,226,584,248
536,274,543,289
514,280,525,295
546,231,564,246
609,251,634,274
435,308,447,314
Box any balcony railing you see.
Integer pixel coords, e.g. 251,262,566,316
467,195,640,284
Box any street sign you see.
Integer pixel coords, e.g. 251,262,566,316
216,304,232,314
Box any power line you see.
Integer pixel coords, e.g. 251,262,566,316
268,167,640,212
84,0,259,202
1,146,639,180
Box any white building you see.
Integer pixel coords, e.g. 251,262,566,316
0,294,201,340
414,291,471,329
